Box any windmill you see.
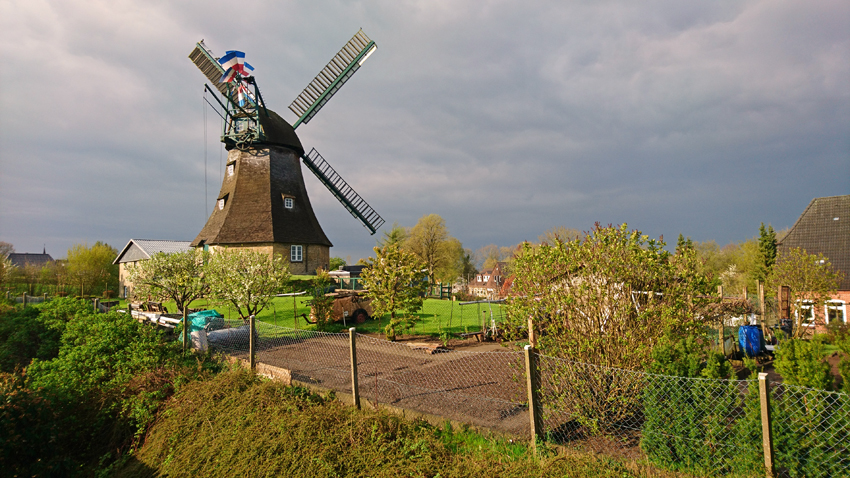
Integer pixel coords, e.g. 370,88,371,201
188,30,384,274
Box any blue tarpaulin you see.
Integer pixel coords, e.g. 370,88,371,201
179,309,225,341
738,325,765,357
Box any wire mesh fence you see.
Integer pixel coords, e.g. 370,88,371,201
200,317,850,478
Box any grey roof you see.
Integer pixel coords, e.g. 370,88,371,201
8,252,54,268
778,195,850,290
113,239,193,264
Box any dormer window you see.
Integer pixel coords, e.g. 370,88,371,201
217,194,229,210
284,197,293,209
227,162,235,177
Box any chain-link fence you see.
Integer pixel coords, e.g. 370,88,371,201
202,318,849,478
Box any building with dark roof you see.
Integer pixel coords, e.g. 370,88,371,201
113,239,192,299
778,195,849,325
7,249,54,268
191,109,331,275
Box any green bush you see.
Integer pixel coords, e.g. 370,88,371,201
1,305,224,475
0,298,94,372
641,333,761,476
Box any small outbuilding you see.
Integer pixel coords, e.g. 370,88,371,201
113,239,192,299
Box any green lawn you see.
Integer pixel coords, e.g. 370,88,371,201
118,296,507,338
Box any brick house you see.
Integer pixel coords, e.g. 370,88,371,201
777,195,849,327
469,262,508,299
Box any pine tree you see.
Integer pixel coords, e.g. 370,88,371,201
755,223,777,281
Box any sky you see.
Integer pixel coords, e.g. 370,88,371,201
1,0,848,263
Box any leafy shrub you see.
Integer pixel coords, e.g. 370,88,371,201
774,336,833,390
0,298,94,372
1,305,224,475
641,333,761,475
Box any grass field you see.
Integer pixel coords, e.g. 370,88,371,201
118,296,508,339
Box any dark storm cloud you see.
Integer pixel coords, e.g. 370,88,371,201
1,0,847,261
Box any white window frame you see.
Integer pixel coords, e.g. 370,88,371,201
291,245,303,262
227,163,235,177
826,300,847,325
795,300,816,327
284,197,293,209
218,198,226,210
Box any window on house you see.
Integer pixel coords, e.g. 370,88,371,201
826,300,847,324
227,163,235,177
477,275,481,282
291,245,303,262
796,301,815,327
284,197,293,209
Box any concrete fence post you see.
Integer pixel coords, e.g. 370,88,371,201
524,345,543,451
249,314,256,370
349,327,360,409
93,298,99,313
758,373,776,478
22,293,27,307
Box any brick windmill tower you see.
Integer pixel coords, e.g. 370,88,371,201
188,31,384,274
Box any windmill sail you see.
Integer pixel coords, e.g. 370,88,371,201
301,148,384,235
289,29,377,128
189,41,229,96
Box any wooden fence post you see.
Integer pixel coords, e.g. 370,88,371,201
22,293,27,307
758,373,776,478
758,280,766,335
93,298,99,313
718,286,725,356
528,316,537,348
349,327,360,409
524,345,543,451
249,314,256,370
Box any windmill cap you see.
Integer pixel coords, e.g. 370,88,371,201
227,108,304,155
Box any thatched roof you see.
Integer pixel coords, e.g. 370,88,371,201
778,195,850,290
191,145,332,247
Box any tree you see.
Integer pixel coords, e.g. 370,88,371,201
377,222,408,249
458,248,478,285
126,249,209,314
507,224,715,429
767,247,842,338
475,244,518,271
675,234,694,254
508,223,714,369
65,242,118,296
405,214,457,284
309,269,335,330
329,257,346,271
754,223,777,282
0,255,15,290
0,241,13,258
204,248,291,320
538,226,582,245
361,244,427,341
